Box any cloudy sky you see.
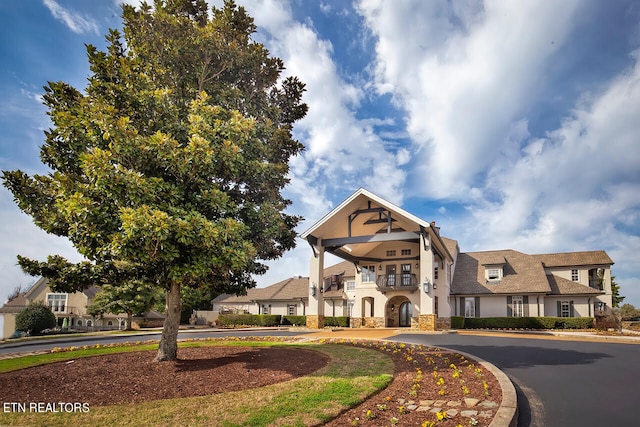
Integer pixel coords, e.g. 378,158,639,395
1,0,639,308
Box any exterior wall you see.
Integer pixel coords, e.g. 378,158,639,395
544,296,599,317
213,302,255,314
478,295,508,317
0,314,15,339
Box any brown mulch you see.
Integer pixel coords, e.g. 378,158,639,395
0,346,328,406
0,342,502,426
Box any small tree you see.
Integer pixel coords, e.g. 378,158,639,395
87,281,162,330
611,276,624,308
15,301,56,335
619,304,640,321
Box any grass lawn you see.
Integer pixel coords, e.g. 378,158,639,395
0,340,393,427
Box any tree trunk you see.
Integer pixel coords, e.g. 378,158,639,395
155,281,181,361
126,311,133,331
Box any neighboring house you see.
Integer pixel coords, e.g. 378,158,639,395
229,188,613,330
0,278,163,339
212,260,355,318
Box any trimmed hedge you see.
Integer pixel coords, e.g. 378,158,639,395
325,316,350,327
282,315,306,326
462,316,594,330
450,316,465,329
217,314,281,327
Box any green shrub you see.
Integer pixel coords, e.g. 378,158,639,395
282,315,306,326
462,316,594,330
325,316,350,327
450,316,465,329
15,301,56,335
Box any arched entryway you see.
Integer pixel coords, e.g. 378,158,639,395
386,296,412,327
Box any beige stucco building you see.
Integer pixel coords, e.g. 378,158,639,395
215,188,614,330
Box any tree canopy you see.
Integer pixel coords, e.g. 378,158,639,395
2,0,307,361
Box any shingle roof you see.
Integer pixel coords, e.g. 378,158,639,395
533,251,613,267
546,274,604,295
451,250,551,295
0,293,28,313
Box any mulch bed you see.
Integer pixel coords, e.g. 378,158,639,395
0,346,328,406
0,342,502,426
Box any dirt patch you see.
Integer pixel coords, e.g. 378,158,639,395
0,346,328,406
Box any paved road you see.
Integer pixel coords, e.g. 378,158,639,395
393,333,640,427
2,330,639,427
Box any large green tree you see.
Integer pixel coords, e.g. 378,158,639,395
2,0,307,361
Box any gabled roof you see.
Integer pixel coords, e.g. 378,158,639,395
533,251,614,267
213,262,354,305
546,274,604,296
300,188,431,240
452,250,551,295
452,249,613,297
0,293,28,313
322,260,355,278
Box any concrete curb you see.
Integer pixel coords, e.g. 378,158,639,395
453,349,518,427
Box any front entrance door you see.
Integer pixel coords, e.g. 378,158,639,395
399,302,412,327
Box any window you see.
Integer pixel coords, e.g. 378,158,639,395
46,294,67,313
362,265,376,282
464,298,476,318
401,264,412,285
287,304,297,316
401,249,411,256
434,262,439,280
87,320,92,327
261,304,270,315
346,281,355,291
511,296,524,317
571,269,579,282
386,250,396,257
560,301,572,317
107,321,113,326
77,320,83,327
347,299,354,317
487,268,501,281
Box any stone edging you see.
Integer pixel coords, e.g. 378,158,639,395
452,348,517,427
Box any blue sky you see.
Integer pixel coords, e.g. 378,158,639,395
1,0,639,308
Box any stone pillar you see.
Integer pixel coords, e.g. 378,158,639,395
306,241,325,329
419,314,437,331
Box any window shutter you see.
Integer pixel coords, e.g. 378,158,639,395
557,301,561,316
570,301,575,318
507,296,512,316
475,297,480,318
523,296,529,316
460,298,465,317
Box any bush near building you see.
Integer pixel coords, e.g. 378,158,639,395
15,301,56,335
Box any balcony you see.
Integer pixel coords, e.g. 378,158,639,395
376,274,418,293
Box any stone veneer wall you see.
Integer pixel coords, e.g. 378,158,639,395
306,315,325,329
436,317,451,330
418,314,436,331
351,317,385,328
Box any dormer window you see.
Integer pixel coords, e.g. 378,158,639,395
485,267,503,282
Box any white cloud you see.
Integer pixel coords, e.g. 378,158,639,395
42,0,99,35
0,190,84,304
241,0,407,205
357,0,581,199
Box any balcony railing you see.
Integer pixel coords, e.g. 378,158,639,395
376,274,418,292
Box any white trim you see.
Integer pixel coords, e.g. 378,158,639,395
300,188,431,239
